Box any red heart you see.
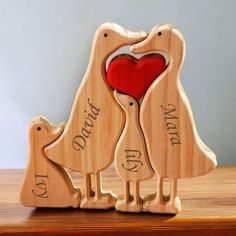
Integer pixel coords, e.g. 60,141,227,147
106,54,166,100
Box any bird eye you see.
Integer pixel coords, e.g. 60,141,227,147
129,102,133,106
158,32,162,36
37,127,41,131
104,33,108,37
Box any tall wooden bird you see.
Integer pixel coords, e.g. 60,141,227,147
45,23,147,209
130,24,217,214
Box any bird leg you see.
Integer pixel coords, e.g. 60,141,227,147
94,171,115,201
93,171,117,208
159,177,164,202
168,178,181,213
133,181,143,210
94,172,102,199
80,173,94,208
170,178,178,202
159,177,181,213
80,172,116,209
115,181,130,212
134,181,142,206
115,181,142,212
84,173,93,199
161,177,171,202
143,176,181,214
124,181,130,203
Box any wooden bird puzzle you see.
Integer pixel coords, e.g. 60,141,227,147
20,22,217,214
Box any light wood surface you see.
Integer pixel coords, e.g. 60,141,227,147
44,23,147,209
20,116,81,208
113,91,154,212
130,24,217,214
1,167,236,236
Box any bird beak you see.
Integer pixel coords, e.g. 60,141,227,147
59,122,65,130
129,25,160,54
47,123,64,142
54,124,64,137
107,22,148,44
130,36,150,54
124,30,148,45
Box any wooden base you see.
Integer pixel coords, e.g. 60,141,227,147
143,193,181,214
116,194,143,213
80,192,116,209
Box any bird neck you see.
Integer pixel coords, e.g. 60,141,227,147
123,108,139,130
166,36,186,81
85,40,109,85
29,142,44,164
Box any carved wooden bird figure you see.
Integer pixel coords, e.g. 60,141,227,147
113,90,154,212
45,23,147,209
20,116,81,208
130,24,217,214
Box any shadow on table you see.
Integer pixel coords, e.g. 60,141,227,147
24,207,176,223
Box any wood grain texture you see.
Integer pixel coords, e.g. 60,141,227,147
1,167,236,236
130,24,217,213
44,23,147,209
113,91,154,212
19,116,81,208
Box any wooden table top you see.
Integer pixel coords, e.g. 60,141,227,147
0,167,236,235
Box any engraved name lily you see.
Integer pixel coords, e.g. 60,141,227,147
122,149,143,173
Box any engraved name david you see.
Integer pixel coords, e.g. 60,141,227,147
72,98,100,151
161,103,181,146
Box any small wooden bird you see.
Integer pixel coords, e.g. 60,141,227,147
113,90,154,212
20,116,81,208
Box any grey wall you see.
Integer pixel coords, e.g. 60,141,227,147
0,0,235,168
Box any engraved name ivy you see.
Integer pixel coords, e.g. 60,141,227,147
32,174,48,198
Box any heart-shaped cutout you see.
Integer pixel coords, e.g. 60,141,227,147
106,54,166,100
